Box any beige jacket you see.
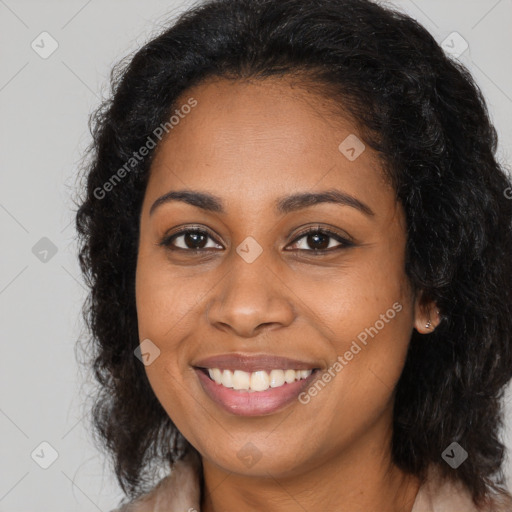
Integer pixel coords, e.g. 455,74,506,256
113,450,512,512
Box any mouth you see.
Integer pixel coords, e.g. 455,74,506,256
196,367,319,392
192,354,322,416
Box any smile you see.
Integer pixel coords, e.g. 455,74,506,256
205,368,313,392
194,366,320,416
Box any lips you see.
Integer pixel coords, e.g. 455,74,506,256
191,353,323,416
194,366,320,416
193,353,321,372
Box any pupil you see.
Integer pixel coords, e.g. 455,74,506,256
185,232,207,249
308,233,328,250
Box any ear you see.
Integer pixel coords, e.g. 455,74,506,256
413,290,441,334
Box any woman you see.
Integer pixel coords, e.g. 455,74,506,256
75,0,512,510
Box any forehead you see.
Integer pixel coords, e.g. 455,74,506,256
146,76,393,216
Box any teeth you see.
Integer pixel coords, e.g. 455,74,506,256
284,369,296,383
221,369,234,388
269,369,285,388
250,371,269,391
206,368,313,391
233,370,250,390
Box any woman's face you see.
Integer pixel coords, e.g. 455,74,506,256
136,77,432,478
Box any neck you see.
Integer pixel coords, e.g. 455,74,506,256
200,420,421,512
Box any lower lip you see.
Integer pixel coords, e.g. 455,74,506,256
194,368,319,416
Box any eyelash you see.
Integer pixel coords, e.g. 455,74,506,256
158,225,354,255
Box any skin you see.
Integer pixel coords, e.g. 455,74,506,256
135,76,441,512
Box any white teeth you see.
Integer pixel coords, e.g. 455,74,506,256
232,370,250,390
250,371,270,391
284,369,296,383
269,369,285,388
206,368,313,391
299,370,310,379
211,368,222,383
221,369,234,388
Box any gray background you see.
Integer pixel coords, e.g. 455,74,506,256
1,0,511,510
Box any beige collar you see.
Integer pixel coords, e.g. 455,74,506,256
113,451,510,512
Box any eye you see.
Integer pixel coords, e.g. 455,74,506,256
286,227,354,253
158,225,354,254
159,227,223,251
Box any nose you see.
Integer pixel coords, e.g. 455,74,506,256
205,254,296,338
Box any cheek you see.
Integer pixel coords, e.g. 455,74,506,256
134,247,229,430
134,250,198,402
135,248,205,342
319,281,412,395
304,245,414,414
312,245,411,345
134,266,197,437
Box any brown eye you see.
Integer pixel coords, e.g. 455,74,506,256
288,228,354,253
160,229,223,251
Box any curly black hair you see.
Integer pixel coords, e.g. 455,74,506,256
75,0,512,508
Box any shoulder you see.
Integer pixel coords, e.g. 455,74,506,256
111,450,202,512
111,455,512,512
411,465,512,512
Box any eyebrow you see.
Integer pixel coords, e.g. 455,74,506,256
149,189,375,217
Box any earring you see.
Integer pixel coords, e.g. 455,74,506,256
425,319,432,329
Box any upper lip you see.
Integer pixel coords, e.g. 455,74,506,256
193,353,321,372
